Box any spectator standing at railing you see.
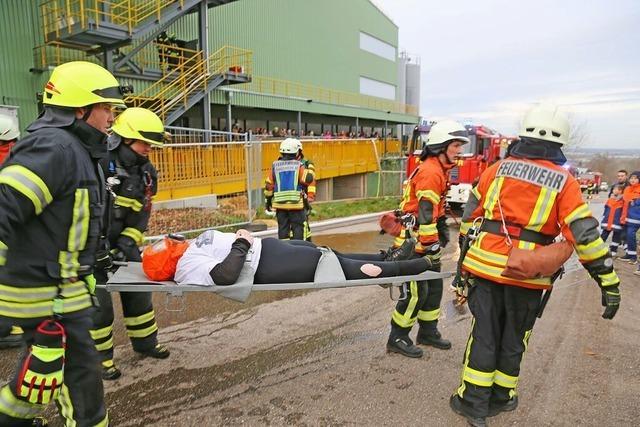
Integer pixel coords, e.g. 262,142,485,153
264,138,315,240
91,108,170,381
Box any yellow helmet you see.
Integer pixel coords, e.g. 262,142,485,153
0,114,19,141
519,103,570,145
43,61,126,108
111,107,165,146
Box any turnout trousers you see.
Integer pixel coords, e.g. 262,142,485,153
0,310,108,427
276,209,306,240
91,267,159,365
390,255,443,335
455,277,542,418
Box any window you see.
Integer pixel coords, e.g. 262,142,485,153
359,32,396,62
359,76,396,100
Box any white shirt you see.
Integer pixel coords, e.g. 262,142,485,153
174,230,262,286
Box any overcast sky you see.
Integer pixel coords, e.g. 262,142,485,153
374,0,640,149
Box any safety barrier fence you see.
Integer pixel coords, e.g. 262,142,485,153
41,0,185,42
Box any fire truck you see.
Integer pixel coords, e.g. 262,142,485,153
576,170,603,193
406,124,515,210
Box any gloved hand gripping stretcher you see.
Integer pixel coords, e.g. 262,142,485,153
100,230,453,303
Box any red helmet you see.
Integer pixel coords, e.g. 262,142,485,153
142,236,190,281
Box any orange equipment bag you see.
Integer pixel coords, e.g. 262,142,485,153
501,240,574,281
142,236,190,281
379,212,402,237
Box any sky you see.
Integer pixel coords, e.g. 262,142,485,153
374,0,640,149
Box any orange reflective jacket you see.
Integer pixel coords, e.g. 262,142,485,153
461,157,609,290
399,156,452,253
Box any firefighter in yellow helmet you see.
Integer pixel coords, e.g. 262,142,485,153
90,108,169,380
0,61,123,426
449,104,620,426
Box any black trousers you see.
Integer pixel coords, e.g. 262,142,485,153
390,254,443,334
0,310,108,426
91,267,158,363
254,239,428,284
456,278,542,418
276,209,306,240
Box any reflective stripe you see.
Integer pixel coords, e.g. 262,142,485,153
90,325,113,340
471,186,481,200
126,323,158,338
0,165,53,214
0,239,6,266
576,239,609,261
418,223,437,236
96,414,110,427
463,366,494,387
626,218,640,225
416,189,440,204
391,280,419,328
0,385,43,419
68,189,90,252
520,187,558,250
95,336,114,352
463,256,551,287
58,250,80,279
565,204,591,225
58,384,75,427
0,293,92,318
494,370,519,389
457,318,475,397
468,244,508,266
121,227,144,245
273,190,302,202
417,308,440,322
483,177,504,220
115,195,143,212
0,282,87,302
393,235,405,247
460,221,471,235
599,271,620,287
124,310,155,327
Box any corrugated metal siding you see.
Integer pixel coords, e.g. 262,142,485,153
0,0,46,130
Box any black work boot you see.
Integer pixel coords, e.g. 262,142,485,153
136,344,170,359
488,396,518,417
383,238,416,261
386,334,423,358
102,360,122,381
450,394,487,427
417,326,452,350
0,333,23,349
32,417,49,427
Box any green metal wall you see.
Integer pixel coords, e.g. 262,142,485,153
0,0,48,131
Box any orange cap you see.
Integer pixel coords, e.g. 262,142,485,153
142,237,190,281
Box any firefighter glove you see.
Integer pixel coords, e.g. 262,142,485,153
436,216,450,248
85,274,96,295
95,249,113,271
600,285,620,320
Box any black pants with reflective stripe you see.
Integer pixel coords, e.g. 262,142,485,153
276,209,306,240
0,310,107,426
457,278,542,417
92,268,158,361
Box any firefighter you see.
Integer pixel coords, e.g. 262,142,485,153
386,120,469,358
264,138,315,240
294,139,315,241
0,113,25,349
90,108,170,380
449,104,621,427
0,61,121,426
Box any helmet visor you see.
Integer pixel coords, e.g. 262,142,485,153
139,130,165,145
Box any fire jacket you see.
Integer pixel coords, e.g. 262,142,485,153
601,196,623,231
399,156,453,253
301,158,316,203
0,114,106,319
103,143,158,261
264,159,314,210
460,157,619,290
621,183,640,225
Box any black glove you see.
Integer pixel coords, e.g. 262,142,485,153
600,285,620,320
94,249,113,271
436,216,450,248
117,236,141,262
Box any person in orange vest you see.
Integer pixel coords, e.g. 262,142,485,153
600,184,624,255
449,104,620,427
619,171,640,263
386,120,469,358
264,138,315,240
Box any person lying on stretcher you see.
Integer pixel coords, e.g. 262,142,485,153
142,229,431,286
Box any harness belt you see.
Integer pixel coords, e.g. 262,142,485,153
480,219,556,246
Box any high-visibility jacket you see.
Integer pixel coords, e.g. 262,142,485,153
460,157,618,290
301,158,316,203
103,143,158,260
264,159,314,210
621,183,640,225
398,156,452,253
0,116,106,319
601,196,623,231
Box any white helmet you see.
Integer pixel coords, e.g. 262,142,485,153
519,103,570,145
0,114,19,142
421,119,469,154
280,137,301,154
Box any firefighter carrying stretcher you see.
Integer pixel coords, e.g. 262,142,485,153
449,104,621,427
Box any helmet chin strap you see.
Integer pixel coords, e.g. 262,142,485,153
81,105,94,122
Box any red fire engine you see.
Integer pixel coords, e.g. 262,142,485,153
406,124,515,209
